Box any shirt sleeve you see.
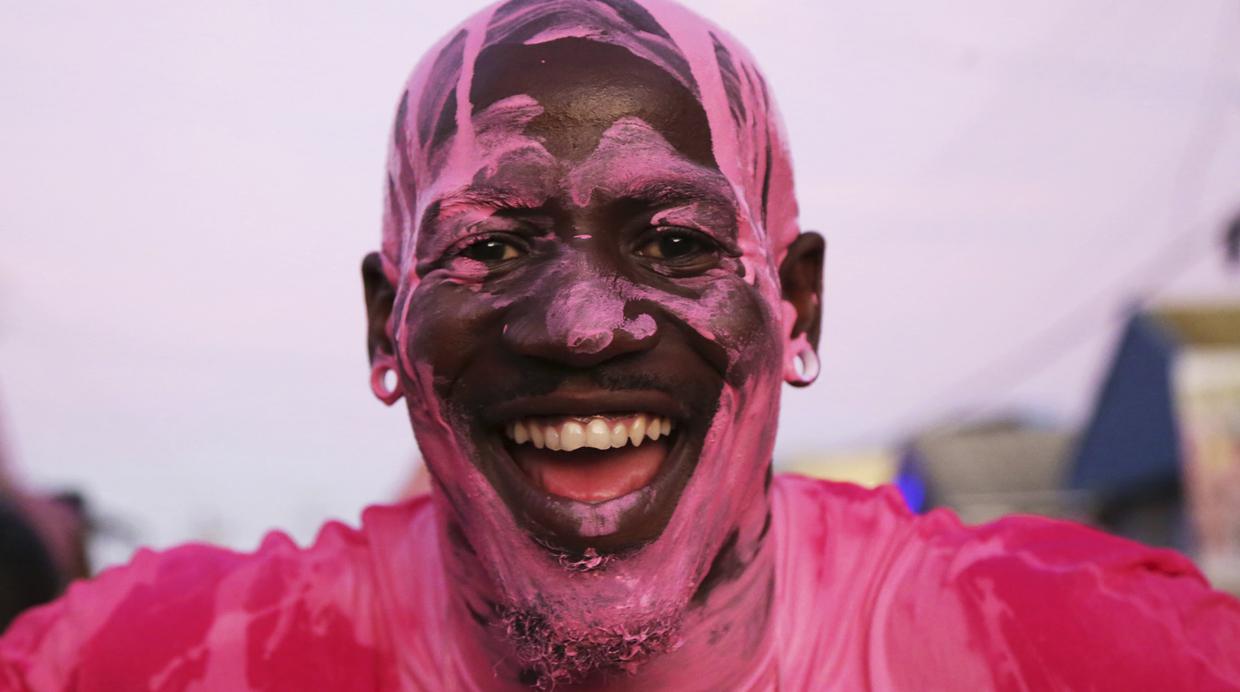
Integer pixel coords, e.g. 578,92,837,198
943,516,1240,690
0,542,252,691
0,522,382,692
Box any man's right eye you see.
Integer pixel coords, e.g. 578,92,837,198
457,236,524,264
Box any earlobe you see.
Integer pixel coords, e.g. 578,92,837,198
370,353,404,405
783,333,820,387
777,232,825,386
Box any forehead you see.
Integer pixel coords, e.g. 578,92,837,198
468,38,715,169
383,0,799,272
435,34,734,218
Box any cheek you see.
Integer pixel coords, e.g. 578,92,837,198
401,283,505,390
661,275,780,380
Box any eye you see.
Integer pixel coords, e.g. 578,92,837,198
635,227,719,265
457,236,523,264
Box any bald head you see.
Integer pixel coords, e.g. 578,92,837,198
380,0,801,284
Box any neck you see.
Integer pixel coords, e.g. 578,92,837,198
433,492,779,690
613,530,779,690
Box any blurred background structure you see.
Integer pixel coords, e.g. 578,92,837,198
2,0,1239,605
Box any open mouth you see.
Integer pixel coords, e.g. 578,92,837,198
477,390,707,554
503,414,675,504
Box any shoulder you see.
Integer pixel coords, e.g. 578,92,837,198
0,497,433,691
890,498,1240,689
772,474,1240,690
772,471,1228,598
915,512,1240,689
771,472,913,535
770,472,918,566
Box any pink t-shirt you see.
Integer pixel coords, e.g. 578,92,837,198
3,475,1238,691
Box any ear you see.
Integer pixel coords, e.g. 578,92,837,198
361,252,396,363
778,231,825,350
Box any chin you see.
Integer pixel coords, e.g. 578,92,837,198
496,597,684,688
413,361,782,684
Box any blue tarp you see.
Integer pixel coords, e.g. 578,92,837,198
1068,312,1181,498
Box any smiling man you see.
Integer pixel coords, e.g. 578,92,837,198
4,0,1240,690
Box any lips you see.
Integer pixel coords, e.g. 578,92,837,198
474,389,709,554
504,414,675,503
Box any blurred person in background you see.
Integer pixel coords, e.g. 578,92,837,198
0,394,89,632
2,0,1240,690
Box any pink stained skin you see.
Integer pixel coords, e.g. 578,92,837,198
3,1,1240,690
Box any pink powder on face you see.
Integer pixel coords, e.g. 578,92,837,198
535,264,662,356
545,282,626,355
624,313,657,340
570,487,647,537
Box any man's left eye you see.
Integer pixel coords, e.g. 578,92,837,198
458,237,522,264
635,228,717,263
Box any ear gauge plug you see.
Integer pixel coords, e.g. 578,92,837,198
783,335,819,387
370,355,404,405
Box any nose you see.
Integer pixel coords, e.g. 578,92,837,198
502,273,660,369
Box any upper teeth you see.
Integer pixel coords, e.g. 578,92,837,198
505,414,674,452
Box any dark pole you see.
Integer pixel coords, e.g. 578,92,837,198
1225,211,1240,267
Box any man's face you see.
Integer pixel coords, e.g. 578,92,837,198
364,2,822,680
402,37,781,553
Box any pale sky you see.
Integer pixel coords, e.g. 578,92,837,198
2,0,1237,567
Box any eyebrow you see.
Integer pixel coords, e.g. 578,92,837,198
616,175,735,210
416,167,739,256
416,185,549,248
430,186,549,219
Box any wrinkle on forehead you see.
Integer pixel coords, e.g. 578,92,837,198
383,0,800,286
